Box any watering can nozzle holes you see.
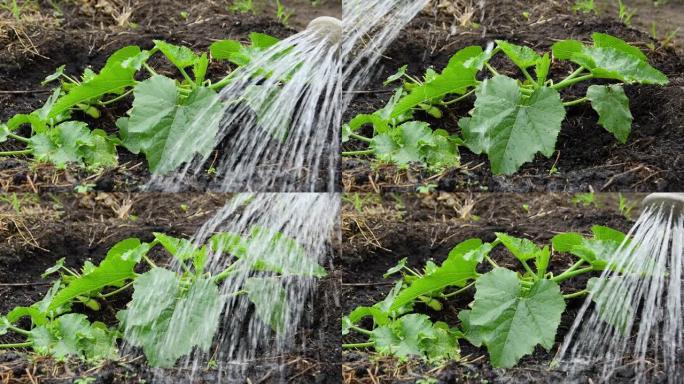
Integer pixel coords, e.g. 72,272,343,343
642,193,684,217
306,16,342,44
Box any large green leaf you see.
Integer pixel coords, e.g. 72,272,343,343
495,233,543,262
551,34,668,85
551,226,626,269
153,40,199,70
118,75,223,174
468,268,565,368
389,239,482,311
210,33,280,67
370,314,459,361
48,46,140,119
460,75,566,175
496,40,541,70
586,84,633,143
47,238,149,311
245,226,327,277
29,314,118,361
372,121,459,170
390,62,478,118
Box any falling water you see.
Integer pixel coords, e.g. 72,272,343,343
556,194,684,383
342,0,429,114
147,21,342,192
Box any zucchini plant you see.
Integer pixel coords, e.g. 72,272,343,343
0,33,281,174
343,33,668,175
0,226,325,368
342,226,632,368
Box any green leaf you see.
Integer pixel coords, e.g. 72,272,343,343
48,239,148,311
371,314,459,361
384,65,408,85
495,233,541,262
249,32,279,49
389,240,481,311
193,53,209,84
457,310,484,347
468,268,565,368
119,75,223,174
120,271,222,368
460,75,566,175
384,257,408,278
244,277,288,333
345,306,390,331
586,85,632,143
552,226,626,269
29,121,118,169
246,226,327,277
42,64,65,85
448,45,491,70
29,314,118,361
49,46,140,118
153,40,199,70
592,33,647,62
153,232,197,262
390,62,478,118
535,53,551,85
551,39,584,60
209,39,244,62
210,33,280,67
372,121,459,170
496,40,541,70
0,123,9,143
42,258,65,278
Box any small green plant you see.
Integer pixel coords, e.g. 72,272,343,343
0,228,325,367
618,193,636,220
228,0,254,13
572,192,598,207
572,0,598,14
0,0,25,20
0,33,283,174
179,10,189,20
74,183,96,194
343,33,667,175
343,226,631,368
417,183,438,194
617,0,637,26
275,0,293,26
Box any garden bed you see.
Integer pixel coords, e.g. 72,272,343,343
0,0,341,193
340,192,652,383
342,0,684,193
0,193,340,383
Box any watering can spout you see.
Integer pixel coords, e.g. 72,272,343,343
642,193,684,217
306,16,342,44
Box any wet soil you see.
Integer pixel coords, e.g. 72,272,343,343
339,192,657,383
0,0,341,193
0,193,340,383
342,0,684,193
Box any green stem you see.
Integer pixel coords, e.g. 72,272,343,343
521,67,535,85
563,290,589,299
551,266,594,283
8,325,30,336
485,255,499,269
349,133,372,143
209,72,236,91
555,67,586,86
342,149,374,156
143,255,157,269
213,263,239,284
443,281,476,298
485,62,499,77
226,289,247,298
563,96,589,107
563,260,586,275
0,341,32,349
552,74,593,91
0,149,31,156
8,133,29,143
350,325,373,336
99,89,133,106
442,88,476,105
519,87,534,95
342,342,374,349
520,260,537,279
100,281,133,298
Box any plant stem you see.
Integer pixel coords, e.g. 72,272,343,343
209,72,237,91
0,149,31,156
99,89,133,106
552,74,593,91
143,255,157,269
485,255,499,269
7,133,29,143
556,67,586,86
521,67,535,85
442,88,476,105
563,290,589,299
551,266,594,283
350,325,373,336
100,281,134,298
342,342,374,349
213,264,238,284
485,62,499,76
342,149,374,157
349,133,372,143
8,325,30,336
563,96,589,107
226,289,247,298
0,341,32,349
443,281,476,298
520,260,537,279
143,63,157,77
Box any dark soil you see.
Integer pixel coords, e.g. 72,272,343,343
339,192,656,383
0,193,340,383
0,0,341,193
342,0,684,193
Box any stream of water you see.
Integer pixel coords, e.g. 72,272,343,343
556,201,683,383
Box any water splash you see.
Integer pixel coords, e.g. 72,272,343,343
181,193,340,382
342,0,429,113
556,195,684,383
148,23,341,192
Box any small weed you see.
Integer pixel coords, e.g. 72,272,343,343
572,0,598,14
229,0,254,14
74,183,96,194
572,192,598,207
617,0,637,26
275,0,293,26
522,203,530,213
618,193,636,220
417,183,438,194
